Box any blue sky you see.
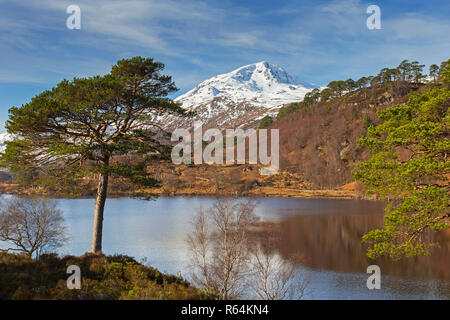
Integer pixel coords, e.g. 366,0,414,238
0,0,449,130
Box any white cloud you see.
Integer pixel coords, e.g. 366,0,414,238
0,0,448,91
388,14,450,41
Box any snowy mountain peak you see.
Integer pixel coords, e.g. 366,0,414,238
231,61,297,86
0,132,12,153
174,62,314,110
163,62,316,130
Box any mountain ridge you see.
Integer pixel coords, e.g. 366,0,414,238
160,61,315,130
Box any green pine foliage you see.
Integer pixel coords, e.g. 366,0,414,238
352,60,450,259
258,115,274,129
276,59,436,121
0,56,187,194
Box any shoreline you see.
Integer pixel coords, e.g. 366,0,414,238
0,183,377,201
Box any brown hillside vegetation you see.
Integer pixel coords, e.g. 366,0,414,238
272,83,426,189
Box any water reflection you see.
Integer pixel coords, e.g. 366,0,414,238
258,212,450,282
0,195,448,299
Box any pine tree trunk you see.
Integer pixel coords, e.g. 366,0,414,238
91,161,109,254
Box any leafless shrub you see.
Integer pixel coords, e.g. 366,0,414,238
182,168,197,188
161,172,180,192
207,167,226,192
0,198,68,258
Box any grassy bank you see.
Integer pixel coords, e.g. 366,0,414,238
0,252,215,300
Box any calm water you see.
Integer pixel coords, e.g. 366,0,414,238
1,195,449,299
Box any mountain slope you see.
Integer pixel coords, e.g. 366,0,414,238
272,83,427,189
161,61,314,131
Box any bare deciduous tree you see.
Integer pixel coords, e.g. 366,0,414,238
186,206,211,290
187,199,309,300
210,199,257,299
0,198,68,258
250,244,309,300
187,199,258,299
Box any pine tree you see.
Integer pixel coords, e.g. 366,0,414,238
353,61,450,259
356,77,369,89
0,57,188,253
429,64,439,80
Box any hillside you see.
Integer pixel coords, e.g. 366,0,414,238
0,252,213,300
270,83,427,189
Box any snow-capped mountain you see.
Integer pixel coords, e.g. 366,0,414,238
0,132,12,153
161,61,315,131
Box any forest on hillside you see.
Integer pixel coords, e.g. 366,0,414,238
264,59,449,189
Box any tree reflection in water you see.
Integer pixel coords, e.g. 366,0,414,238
253,212,450,282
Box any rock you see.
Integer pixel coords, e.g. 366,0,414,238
340,145,351,161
